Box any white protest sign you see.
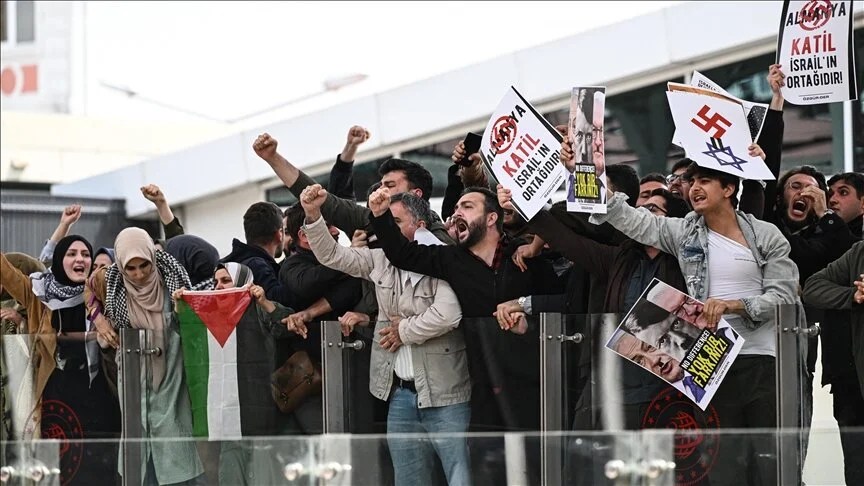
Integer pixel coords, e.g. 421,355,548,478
777,0,858,104
670,76,769,147
480,86,566,221
666,91,775,180
690,71,769,142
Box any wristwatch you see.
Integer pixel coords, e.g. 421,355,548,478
517,296,527,311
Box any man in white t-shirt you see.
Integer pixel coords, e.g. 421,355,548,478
588,161,800,486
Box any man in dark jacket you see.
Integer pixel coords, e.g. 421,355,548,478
221,202,293,306
369,186,562,432
279,204,363,346
803,241,864,486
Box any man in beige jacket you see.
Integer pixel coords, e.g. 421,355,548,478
300,183,471,486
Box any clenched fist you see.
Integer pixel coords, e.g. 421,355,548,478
141,184,166,204
346,126,371,146
300,184,328,220
253,133,279,162
60,205,82,226
368,187,392,217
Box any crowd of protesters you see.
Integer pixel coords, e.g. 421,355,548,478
1,64,863,486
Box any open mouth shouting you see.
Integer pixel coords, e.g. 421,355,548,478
452,218,470,241
789,197,810,219
70,263,88,280
691,192,707,207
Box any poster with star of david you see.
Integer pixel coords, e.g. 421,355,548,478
666,91,775,180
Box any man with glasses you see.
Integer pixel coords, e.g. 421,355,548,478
666,158,694,207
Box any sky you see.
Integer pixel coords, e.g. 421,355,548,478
83,1,683,128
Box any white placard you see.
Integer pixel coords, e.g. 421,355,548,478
667,91,775,180
479,86,566,221
777,0,858,104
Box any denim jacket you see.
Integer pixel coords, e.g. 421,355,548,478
591,193,801,351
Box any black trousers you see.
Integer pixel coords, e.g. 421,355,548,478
832,379,864,486
708,356,777,486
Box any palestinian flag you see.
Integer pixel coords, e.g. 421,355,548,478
177,287,277,440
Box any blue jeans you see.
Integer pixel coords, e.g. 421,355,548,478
387,387,471,486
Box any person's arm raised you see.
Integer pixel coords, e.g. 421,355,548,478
368,187,450,279
141,184,184,238
39,205,82,262
253,132,309,195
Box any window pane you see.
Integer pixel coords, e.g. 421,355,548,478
16,0,34,43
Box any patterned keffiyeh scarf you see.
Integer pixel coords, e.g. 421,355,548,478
104,250,191,328
30,271,84,310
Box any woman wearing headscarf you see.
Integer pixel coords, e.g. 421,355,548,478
165,235,220,287
86,227,204,486
1,236,121,485
93,247,116,272
173,262,297,486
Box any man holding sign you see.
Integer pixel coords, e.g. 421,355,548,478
589,155,800,485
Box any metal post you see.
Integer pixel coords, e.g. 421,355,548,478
321,321,347,434
540,313,563,486
120,329,144,486
775,303,811,486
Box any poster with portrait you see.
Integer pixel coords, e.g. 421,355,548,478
777,0,857,105
479,86,566,221
605,279,745,410
566,86,607,214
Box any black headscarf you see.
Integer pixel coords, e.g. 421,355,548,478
166,235,220,286
52,235,94,286
50,235,93,363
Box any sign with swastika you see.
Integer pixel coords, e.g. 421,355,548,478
666,91,775,180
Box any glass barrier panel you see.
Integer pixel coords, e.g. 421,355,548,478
2,331,119,485
0,440,60,486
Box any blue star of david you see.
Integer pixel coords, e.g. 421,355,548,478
702,138,747,172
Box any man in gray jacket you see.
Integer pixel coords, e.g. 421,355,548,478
590,162,800,486
299,183,470,486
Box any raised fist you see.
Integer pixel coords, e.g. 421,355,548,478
300,184,328,218
60,205,82,226
140,184,166,204
346,126,371,146
367,187,392,217
253,133,279,161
